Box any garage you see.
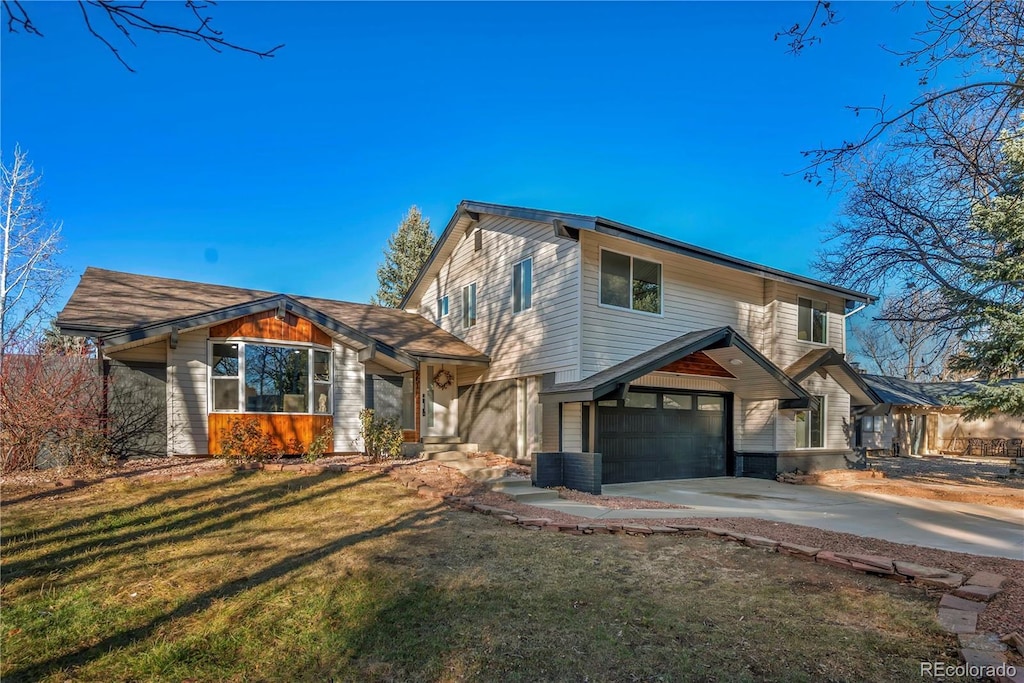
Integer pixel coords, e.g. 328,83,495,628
596,389,730,483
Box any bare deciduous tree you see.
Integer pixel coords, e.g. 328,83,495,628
1,146,66,367
2,0,283,72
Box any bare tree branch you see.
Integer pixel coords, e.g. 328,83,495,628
3,0,284,71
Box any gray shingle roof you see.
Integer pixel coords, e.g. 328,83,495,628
57,267,488,362
861,374,1024,406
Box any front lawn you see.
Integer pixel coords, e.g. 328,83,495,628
1,470,966,682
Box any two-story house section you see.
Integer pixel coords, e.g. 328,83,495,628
402,201,882,482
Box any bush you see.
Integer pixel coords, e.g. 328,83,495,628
359,409,402,462
218,416,277,462
304,424,333,463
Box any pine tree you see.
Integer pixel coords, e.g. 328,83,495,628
947,123,1024,418
371,206,435,308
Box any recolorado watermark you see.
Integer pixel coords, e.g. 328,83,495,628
921,661,1017,678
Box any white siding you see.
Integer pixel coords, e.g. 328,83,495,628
735,399,776,451
770,283,848,368
777,374,851,451
333,341,364,453
167,330,208,455
414,215,581,383
579,231,768,377
561,402,583,452
632,373,730,392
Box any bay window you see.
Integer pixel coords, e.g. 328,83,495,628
209,341,332,414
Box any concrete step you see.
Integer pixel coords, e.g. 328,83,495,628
489,476,535,492
422,443,479,454
464,467,513,483
422,436,464,445
426,451,471,462
500,487,561,503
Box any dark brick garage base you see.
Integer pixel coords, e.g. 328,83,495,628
532,452,602,495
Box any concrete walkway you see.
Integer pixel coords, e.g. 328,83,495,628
524,477,1024,560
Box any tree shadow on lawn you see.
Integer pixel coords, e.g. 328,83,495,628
2,471,245,541
2,472,379,580
5,500,444,682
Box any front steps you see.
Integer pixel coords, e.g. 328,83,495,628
489,476,560,503
401,440,479,458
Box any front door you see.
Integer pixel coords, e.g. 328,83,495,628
422,364,457,437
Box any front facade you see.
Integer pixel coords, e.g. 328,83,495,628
58,200,880,485
400,202,880,481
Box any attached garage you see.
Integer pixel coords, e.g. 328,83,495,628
596,389,731,483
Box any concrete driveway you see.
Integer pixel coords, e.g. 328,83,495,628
539,478,1024,559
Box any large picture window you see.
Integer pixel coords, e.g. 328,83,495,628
600,249,662,314
209,341,332,414
795,396,825,449
798,297,828,344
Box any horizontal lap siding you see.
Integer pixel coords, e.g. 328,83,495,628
580,232,767,377
736,399,776,451
562,402,583,452
415,215,580,383
631,373,730,392
778,374,852,451
168,330,208,455
770,283,849,368
107,341,167,364
334,342,363,453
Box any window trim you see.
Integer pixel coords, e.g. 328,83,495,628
512,256,533,314
797,296,829,345
795,395,826,449
462,282,477,328
597,247,664,317
207,338,333,415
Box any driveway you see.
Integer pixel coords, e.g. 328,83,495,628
533,477,1024,559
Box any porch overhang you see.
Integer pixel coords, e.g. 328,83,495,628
539,326,814,408
786,348,882,407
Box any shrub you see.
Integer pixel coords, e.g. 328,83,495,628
358,409,402,463
304,424,333,463
219,416,277,462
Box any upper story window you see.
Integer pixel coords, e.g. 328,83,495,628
600,249,662,315
209,341,332,414
513,257,533,313
798,297,828,344
795,395,825,449
437,295,449,321
462,283,477,328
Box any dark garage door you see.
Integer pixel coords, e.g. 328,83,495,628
596,390,729,484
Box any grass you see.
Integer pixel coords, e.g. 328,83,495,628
0,469,970,682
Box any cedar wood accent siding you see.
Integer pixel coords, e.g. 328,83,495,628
415,214,580,384
209,310,332,346
209,414,333,455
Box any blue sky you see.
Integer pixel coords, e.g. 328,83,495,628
2,2,928,307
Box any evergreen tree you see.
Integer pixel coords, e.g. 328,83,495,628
947,124,1024,418
372,206,435,308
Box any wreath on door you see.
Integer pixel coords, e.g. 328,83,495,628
433,368,454,390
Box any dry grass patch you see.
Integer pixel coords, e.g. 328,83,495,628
1,470,973,682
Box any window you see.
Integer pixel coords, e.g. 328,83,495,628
663,395,693,410
861,415,882,433
209,341,331,414
798,297,828,343
600,249,662,314
474,228,483,252
697,396,724,412
795,396,825,448
437,295,449,320
513,258,533,313
624,392,657,409
462,283,477,328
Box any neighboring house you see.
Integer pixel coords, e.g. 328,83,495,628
857,375,1024,456
57,200,882,484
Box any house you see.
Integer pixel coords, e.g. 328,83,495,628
57,200,881,484
856,375,1024,456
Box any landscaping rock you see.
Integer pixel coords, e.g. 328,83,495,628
743,536,780,551
966,572,1008,589
959,633,1007,653
937,607,978,634
517,518,552,527
723,531,747,542
1000,632,1024,656
815,551,857,570
700,526,731,537
262,463,284,472
622,524,653,535
952,584,1003,602
497,515,519,523
940,594,987,613
915,573,965,590
894,561,950,579
649,526,678,534
666,524,702,532
959,648,1005,669
588,524,612,534
777,542,820,559
834,553,894,572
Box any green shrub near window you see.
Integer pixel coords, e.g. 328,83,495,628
359,409,403,462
